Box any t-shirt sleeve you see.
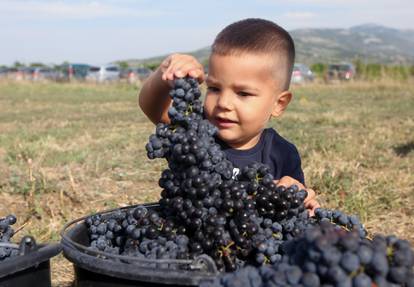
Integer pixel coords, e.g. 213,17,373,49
283,145,305,186
261,128,305,186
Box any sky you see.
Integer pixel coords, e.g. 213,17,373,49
0,0,413,66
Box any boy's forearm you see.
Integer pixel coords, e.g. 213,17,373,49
138,67,171,124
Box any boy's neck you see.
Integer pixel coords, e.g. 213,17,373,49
225,130,264,150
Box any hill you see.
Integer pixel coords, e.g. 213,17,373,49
292,24,414,65
121,24,414,67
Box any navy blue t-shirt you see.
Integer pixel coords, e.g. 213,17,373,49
217,128,305,185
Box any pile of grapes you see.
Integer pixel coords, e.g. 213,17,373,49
84,77,413,285
201,221,414,286
0,214,19,261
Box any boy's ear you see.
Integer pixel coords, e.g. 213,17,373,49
271,91,292,117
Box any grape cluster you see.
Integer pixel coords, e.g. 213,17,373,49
0,214,19,261
86,77,318,270
84,76,412,285
201,221,414,287
144,77,324,270
314,208,367,238
85,205,191,266
146,77,210,160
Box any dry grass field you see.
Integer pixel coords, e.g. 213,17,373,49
0,80,413,286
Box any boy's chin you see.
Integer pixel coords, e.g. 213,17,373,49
217,129,263,150
216,131,244,147
216,130,238,142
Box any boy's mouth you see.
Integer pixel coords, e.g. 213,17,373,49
215,116,237,128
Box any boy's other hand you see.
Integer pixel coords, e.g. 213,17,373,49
274,176,320,217
303,188,320,216
160,54,205,84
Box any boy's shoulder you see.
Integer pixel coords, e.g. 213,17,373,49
263,128,299,154
264,128,300,160
262,128,304,183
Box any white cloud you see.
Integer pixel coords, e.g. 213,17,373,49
0,0,165,20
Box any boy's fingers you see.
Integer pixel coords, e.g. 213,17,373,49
160,56,171,70
166,65,204,82
174,61,202,76
161,54,203,82
161,55,181,80
164,60,193,80
304,188,316,203
305,199,321,217
180,67,205,83
305,199,320,209
189,68,206,82
163,65,175,81
188,70,197,77
275,176,305,190
304,189,320,217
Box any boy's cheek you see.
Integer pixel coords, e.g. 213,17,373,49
203,99,215,119
203,94,213,106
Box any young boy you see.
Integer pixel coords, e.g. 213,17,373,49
139,18,319,213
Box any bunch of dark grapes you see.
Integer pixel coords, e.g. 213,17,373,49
314,208,367,238
201,221,414,287
0,214,19,261
85,206,191,266
143,77,323,271
86,77,318,270
84,76,412,285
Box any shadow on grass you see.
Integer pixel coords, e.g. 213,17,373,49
393,141,414,157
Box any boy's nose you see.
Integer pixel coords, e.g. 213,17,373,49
216,91,233,110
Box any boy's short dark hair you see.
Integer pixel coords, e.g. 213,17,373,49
212,18,295,90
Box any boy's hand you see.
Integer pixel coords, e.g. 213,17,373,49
302,188,320,216
160,54,205,84
274,176,321,216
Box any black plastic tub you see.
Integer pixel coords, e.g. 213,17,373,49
0,236,62,287
61,203,219,287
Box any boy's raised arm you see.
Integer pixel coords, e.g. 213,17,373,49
138,54,205,124
138,65,172,124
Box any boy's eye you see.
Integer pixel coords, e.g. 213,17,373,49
207,86,220,93
238,91,253,97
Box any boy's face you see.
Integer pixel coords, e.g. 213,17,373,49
204,52,289,149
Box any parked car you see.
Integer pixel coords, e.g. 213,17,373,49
325,63,355,81
120,67,152,84
4,67,25,81
24,67,59,81
86,64,120,83
20,67,34,80
291,63,314,84
54,63,90,82
0,67,8,79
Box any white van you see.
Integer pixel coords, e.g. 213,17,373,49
87,64,120,83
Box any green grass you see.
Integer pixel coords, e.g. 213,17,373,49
272,82,414,227
0,80,413,286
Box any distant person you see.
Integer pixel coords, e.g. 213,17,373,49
138,18,320,214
